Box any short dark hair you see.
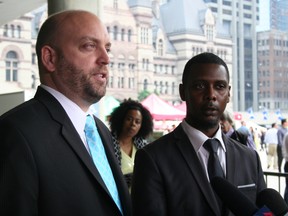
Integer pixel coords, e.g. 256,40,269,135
281,119,287,125
109,99,153,138
182,52,230,85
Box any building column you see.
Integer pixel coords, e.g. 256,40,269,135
47,0,102,17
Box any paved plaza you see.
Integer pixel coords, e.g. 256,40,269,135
258,149,286,197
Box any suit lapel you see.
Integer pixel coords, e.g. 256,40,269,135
174,126,221,216
94,117,131,212
34,87,114,198
223,135,237,184
61,122,111,193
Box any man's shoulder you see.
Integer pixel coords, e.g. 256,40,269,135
229,130,249,146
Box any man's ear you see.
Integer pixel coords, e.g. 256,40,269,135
41,45,56,72
227,86,231,103
179,83,185,101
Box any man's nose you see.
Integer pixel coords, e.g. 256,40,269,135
205,87,216,100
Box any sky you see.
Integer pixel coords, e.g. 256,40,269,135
256,0,270,32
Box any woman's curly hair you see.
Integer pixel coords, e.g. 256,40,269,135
109,98,153,138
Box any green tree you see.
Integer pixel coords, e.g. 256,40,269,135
138,90,151,101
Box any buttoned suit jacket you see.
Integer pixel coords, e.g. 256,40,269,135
0,87,131,216
131,124,266,216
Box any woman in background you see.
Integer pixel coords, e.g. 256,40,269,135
109,99,153,189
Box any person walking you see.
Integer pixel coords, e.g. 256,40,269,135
277,118,288,172
264,123,278,170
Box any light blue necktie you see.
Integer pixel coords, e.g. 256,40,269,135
84,115,122,214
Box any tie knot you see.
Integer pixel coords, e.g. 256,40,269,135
85,115,97,132
203,139,220,153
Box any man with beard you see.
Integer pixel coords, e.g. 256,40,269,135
0,10,131,216
131,52,266,216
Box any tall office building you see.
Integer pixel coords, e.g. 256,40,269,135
257,30,288,111
271,0,288,31
257,0,288,112
203,0,259,112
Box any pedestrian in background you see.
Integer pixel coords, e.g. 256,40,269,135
264,123,278,170
109,99,153,190
277,118,288,172
282,132,288,204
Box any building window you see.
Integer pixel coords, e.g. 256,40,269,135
5,51,18,82
128,63,135,72
172,82,175,95
140,27,148,44
11,25,15,37
165,82,168,94
158,39,163,56
154,81,158,93
142,59,149,71
144,79,148,90
171,66,175,75
32,53,37,65
128,29,131,42
109,76,113,88
3,24,8,36
129,77,135,89
121,29,125,41
160,81,163,94
206,24,214,41
113,26,118,40
15,25,21,38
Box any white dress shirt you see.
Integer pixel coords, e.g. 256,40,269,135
181,120,227,181
41,84,90,151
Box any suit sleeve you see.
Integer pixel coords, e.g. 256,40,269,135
0,120,38,216
131,148,167,216
255,150,267,192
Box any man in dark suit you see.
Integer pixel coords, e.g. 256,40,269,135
131,53,266,216
0,10,131,216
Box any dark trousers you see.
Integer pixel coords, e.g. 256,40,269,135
284,162,288,204
277,145,283,172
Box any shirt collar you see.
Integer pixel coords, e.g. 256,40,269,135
181,120,226,153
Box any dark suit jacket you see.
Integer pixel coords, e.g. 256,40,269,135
0,87,131,216
131,125,266,216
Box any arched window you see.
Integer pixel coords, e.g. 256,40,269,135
16,25,21,38
11,25,15,37
5,51,18,82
